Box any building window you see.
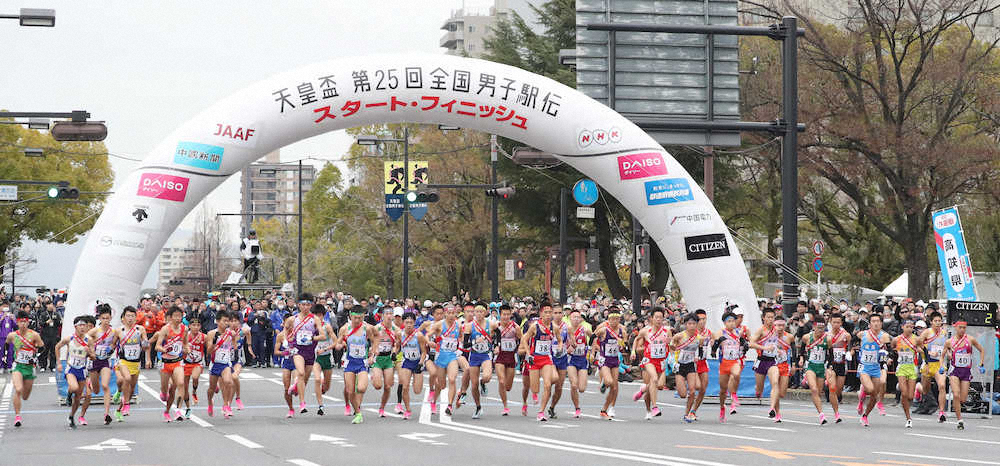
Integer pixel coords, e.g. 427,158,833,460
469,25,475,32
257,169,275,177
286,191,294,201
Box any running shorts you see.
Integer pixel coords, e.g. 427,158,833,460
401,358,423,373
719,359,740,375
91,358,112,372
569,355,588,371
13,362,35,380
921,361,941,378
281,357,296,372
344,359,368,374
468,352,491,367
777,362,790,377
828,362,846,377
373,355,394,370
859,363,882,378
696,359,709,374
161,361,183,375
121,360,140,376
896,363,917,380
494,351,516,367
529,355,553,371
553,354,569,371
641,357,666,374
315,353,333,371
434,352,458,368
209,362,231,377
678,362,697,376
950,366,972,382
807,362,826,378
183,362,200,377
753,357,776,376
64,365,86,381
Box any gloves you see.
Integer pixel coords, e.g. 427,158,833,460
525,355,534,367
939,366,946,375
980,365,987,374
712,337,724,352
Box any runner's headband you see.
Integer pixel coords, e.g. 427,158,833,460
349,309,365,315
773,319,786,325
953,321,967,327
608,312,621,317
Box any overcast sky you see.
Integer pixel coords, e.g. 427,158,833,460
2,0,499,292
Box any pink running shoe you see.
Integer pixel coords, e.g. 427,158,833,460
287,384,298,396
175,410,184,421
78,416,87,426
123,404,131,416
223,406,232,418
536,411,546,422
719,406,726,423
532,393,539,404
14,415,23,427
861,415,869,427
774,414,782,423
395,403,404,414
819,413,828,425
651,406,661,417
521,405,527,416
159,392,167,402
877,401,886,416
344,404,352,416
731,393,740,407
379,408,386,418
633,385,647,402
163,412,172,423
502,407,510,416
574,408,581,418
235,398,245,410
207,405,214,417
430,402,438,415
286,409,294,418
403,410,412,420
299,402,307,413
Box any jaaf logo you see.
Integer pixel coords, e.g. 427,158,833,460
643,178,693,205
578,127,622,148
137,173,189,202
617,153,667,180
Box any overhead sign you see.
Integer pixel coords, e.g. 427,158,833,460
384,161,405,221
932,206,977,301
812,240,824,256
812,257,824,274
408,161,429,221
0,185,17,201
572,179,599,206
947,300,997,327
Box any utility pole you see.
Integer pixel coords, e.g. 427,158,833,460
298,159,303,297
402,127,410,299
779,16,800,312
490,134,499,302
632,217,642,315
559,188,568,305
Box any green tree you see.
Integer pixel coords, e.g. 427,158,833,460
0,123,113,279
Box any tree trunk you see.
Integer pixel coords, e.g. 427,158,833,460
447,266,459,298
904,223,932,299
647,240,670,297
595,202,628,298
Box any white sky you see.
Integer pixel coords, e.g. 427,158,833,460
2,0,498,292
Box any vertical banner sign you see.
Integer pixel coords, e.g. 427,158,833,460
384,161,405,222
409,161,429,221
932,206,977,301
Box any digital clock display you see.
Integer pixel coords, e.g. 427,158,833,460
946,300,998,328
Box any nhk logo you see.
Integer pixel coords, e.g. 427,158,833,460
578,127,622,148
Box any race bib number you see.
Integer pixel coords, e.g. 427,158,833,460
573,343,587,356
775,350,788,363
604,342,620,357
762,346,778,358
439,337,458,352
167,342,182,357
69,355,86,369
214,349,231,364
649,342,667,359
955,353,972,368
898,351,914,365
500,338,516,352
187,350,204,363
809,347,826,363
860,350,878,365
378,341,393,353
678,350,695,364
402,346,419,360
533,339,551,355
96,345,113,359
14,350,33,364
929,345,943,358
472,340,490,353
296,331,313,346
833,347,846,363
123,344,141,360
551,341,564,355
348,343,366,359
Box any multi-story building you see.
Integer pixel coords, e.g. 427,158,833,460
440,0,542,57
239,150,316,237
157,246,197,293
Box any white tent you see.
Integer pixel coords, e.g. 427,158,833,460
881,272,910,297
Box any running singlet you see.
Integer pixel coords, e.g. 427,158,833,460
92,327,115,360
401,330,421,361
185,332,205,364
345,325,368,362
896,335,917,366
436,321,461,355
806,334,828,364
720,329,742,361
376,323,396,356
859,330,884,369
926,329,947,362
830,329,849,364
571,326,588,356
315,327,335,356
550,322,568,358
532,323,554,357
951,336,973,368
676,332,700,364
161,324,186,362
644,327,670,360
119,325,143,362
697,328,712,360
601,326,623,366
213,330,235,365
758,327,780,359
67,335,88,369
292,315,317,349
469,320,491,354
498,322,518,354
12,331,37,365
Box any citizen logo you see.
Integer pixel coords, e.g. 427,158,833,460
955,302,989,311
684,233,730,260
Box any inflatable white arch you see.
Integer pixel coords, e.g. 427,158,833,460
66,53,758,333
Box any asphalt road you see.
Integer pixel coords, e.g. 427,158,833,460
1,367,997,466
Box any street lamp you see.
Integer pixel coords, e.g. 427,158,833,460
355,129,411,298
24,148,44,157
0,8,55,27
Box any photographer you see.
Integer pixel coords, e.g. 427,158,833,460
33,302,61,372
240,230,262,283
250,300,272,367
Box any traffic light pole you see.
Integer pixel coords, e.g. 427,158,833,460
632,217,642,315
490,135,499,302
559,188,568,305
402,127,410,300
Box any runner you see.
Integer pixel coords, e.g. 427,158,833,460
893,319,923,428
153,306,188,422
336,307,379,424
312,316,338,416
546,304,570,420
85,304,120,425
799,317,830,425
750,307,778,403
712,310,745,423
518,301,562,422
726,305,749,414
592,308,623,420
671,314,704,422
566,308,592,419
283,298,328,414
919,311,950,422
114,306,148,421
179,318,205,419
429,304,463,416
398,312,429,420
942,320,987,430
370,306,399,418
519,306,539,416
206,311,237,418
419,304,444,416
491,304,522,416
274,330,298,418
5,310,43,427
631,307,671,420
230,313,255,412
825,312,849,423
691,309,712,417
856,313,891,427
461,304,493,419
55,316,95,429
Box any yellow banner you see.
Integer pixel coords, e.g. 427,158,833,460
384,161,405,195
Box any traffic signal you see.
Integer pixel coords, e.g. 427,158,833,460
46,186,79,199
168,279,184,286
485,186,516,199
636,243,650,274
515,259,526,279
50,121,108,141
405,190,439,203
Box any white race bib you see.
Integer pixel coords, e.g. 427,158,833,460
187,350,204,363
96,345,113,359
678,349,695,364
348,343,366,359
929,345,943,358
955,353,972,368
378,341,393,353
439,337,458,352
809,347,826,363
832,347,846,363
14,349,33,364
533,339,551,355
573,343,587,356
296,331,313,345
214,349,231,364
500,338,516,352
649,342,667,359
472,340,489,353
860,350,878,365
123,344,141,360
403,347,420,360
69,355,86,369
898,351,914,365
775,350,788,363
604,342,620,357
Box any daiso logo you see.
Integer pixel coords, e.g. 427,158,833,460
137,173,189,202
934,212,958,230
617,152,667,180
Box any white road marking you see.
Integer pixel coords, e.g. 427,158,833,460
683,429,774,442
746,414,814,425
309,433,355,447
365,408,402,419
76,438,134,451
136,380,213,427
906,432,1000,445
0,383,11,439
399,432,447,446
978,425,999,430
225,434,263,449
873,451,1000,465
736,424,795,432
47,376,55,383
287,460,322,466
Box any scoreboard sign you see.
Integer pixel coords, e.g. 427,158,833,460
946,300,998,327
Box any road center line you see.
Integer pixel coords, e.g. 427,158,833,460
873,451,1000,465
745,414,813,426
226,434,263,449
906,432,1000,445
287,460,322,466
136,380,213,427
683,429,774,442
